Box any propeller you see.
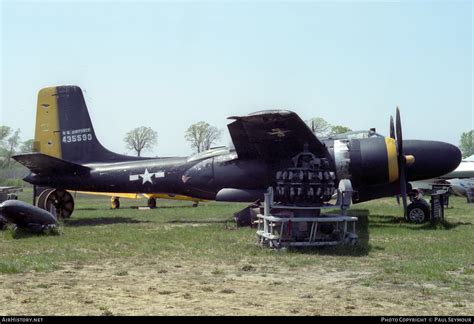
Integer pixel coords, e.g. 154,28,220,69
390,115,401,205
390,107,415,217
395,107,408,218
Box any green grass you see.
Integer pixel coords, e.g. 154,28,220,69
1,189,473,292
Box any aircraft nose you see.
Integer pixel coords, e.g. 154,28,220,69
404,140,462,181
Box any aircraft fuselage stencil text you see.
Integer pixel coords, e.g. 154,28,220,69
62,128,93,144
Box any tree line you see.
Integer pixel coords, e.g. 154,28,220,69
1,123,473,168
123,117,350,157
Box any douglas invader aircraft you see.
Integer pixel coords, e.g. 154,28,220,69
11,86,461,224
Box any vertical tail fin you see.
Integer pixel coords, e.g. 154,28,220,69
34,85,143,164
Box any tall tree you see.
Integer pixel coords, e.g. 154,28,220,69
124,126,158,157
185,121,222,153
0,126,11,142
305,117,331,137
1,128,21,167
330,125,352,135
460,130,474,158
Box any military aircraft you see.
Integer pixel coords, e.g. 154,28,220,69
13,86,462,222
411,155,474,202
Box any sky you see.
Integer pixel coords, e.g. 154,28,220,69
1,0,472,157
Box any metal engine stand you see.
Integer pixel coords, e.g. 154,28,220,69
256,180,358,249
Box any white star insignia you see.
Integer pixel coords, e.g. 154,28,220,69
140,168,154,184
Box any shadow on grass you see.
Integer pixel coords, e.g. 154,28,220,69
368,214,470,231
413,220,471,231
64,217,150,227
284,209,371,257
6,225,61,240
166,219,233,224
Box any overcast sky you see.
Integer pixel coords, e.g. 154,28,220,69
1,0,472,157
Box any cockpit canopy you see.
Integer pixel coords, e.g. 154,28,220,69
325,130,384,141
187,146,233,162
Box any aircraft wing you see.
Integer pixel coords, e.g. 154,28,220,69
13,153,91,175
227,110,326,161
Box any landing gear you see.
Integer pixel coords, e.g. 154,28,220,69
406,202,429,224
192,201,199,208
147,198,157,209
111,197,120,209
36,188,74,219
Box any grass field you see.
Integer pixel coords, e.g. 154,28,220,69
0,189,473,315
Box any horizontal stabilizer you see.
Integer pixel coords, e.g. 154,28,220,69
12,153,91,176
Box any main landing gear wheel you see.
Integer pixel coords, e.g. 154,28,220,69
111,197,120,209
147,198,157,209
36,188,55,210
44,189,75,219
406,202,430,224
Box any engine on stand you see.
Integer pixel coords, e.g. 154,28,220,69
274,147,336,207
256,145,358,249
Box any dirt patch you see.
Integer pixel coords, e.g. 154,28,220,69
0,259,472,316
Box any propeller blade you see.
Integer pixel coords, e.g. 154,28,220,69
395,107,408,217
396,107,403,154
390,116,395,139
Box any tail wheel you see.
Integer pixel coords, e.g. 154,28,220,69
111,197,120,209
44,189,75,219
147,198,157,209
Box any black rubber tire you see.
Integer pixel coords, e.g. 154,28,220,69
36,188,55,210
407,202,430,223
44,189,75,219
